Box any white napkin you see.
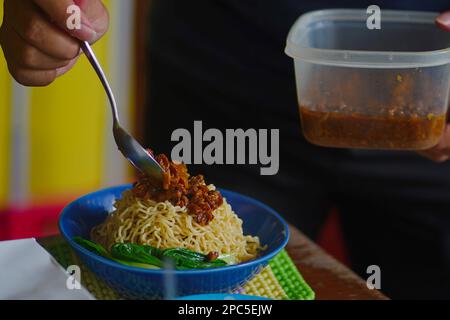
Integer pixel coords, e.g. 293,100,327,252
0,238,95,300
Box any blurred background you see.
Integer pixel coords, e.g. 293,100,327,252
0,0,347,264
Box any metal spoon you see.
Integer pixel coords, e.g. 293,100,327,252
80,41,164,183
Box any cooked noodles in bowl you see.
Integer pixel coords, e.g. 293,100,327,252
76,152,261,269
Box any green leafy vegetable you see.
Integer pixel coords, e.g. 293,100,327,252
110,243,163,268
73,237,160,269
73,236,110,258
162,248,227,269
73,237,111,259
73,237,230,270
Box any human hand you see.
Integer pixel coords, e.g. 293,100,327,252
0,0,109,86
417,11,450,162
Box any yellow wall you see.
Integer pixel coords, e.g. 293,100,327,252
0,2,11,207
29,56,108,202
29,1,111,203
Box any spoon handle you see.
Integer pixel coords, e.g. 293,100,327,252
80,41,120,125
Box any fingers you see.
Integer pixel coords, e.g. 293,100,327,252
4,62,58,87
421,10,450,160
32,0,94,41
7,67,57,87
417,125,450,163
6,0,80,60
436,10,450,31
56,56,80,77
0,26,50,86
73,0,110,40
1,22,74,70
32,0,109,42
0,0,109,86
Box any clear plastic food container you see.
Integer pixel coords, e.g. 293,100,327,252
285,9,450,150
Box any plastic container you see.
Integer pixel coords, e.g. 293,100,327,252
285,9,450,149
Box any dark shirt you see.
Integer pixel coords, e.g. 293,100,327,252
146,1,450,299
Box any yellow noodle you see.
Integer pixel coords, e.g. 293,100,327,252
91,188,260,263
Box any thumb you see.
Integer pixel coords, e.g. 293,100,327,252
436,10,450,31
32,0,109,42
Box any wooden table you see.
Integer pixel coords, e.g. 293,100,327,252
287,226,387,300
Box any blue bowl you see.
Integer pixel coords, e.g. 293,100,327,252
59,185,289,299
178,294,271,300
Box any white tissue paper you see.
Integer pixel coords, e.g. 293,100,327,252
0,238,95,300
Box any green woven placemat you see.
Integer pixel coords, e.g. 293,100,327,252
40,237,314,300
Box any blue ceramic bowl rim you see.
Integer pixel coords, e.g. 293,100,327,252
59,184,290,275
177,294,272,300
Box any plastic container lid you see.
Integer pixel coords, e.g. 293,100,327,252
285,9,450,68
